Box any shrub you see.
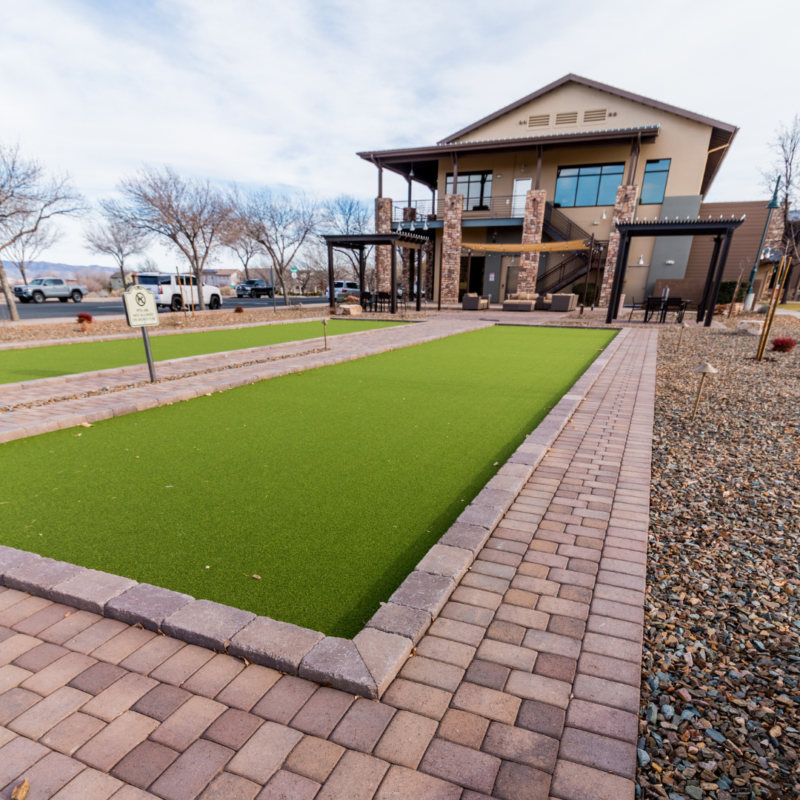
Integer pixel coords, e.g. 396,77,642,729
572,283,599,305
756,305,769,314
234,305,244,314
771,337,797,353
76,312,93,324
717,280,751,305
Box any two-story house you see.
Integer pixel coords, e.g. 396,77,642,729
357,74,739,307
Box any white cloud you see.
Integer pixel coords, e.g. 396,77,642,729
1,0,797,266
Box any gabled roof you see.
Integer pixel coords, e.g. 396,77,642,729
439,73,738,144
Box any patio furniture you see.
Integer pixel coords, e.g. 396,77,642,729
360,291,373,311
462,293,490,310
535,293,554,311
376,292,391,312
550,293,578,312
661,297,686,323
643,297,663,323
502,292,537,312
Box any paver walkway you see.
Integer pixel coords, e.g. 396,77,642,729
0,317,493,442
0,328,656,800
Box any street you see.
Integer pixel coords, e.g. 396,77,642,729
0,295,329,321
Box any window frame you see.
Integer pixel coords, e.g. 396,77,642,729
445,170,493,211
554,163,625,208
639,159,671,205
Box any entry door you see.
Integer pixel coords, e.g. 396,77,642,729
506,266,520,297
512,179,532,216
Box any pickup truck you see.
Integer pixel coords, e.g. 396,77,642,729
236,279,275,298
14,277,88,303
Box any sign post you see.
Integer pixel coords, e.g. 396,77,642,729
122,285,160,382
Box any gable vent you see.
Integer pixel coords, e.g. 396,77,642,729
583,109,607,123
528,114,550,128
555,112,578,125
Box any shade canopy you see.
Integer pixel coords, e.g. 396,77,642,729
460,239,589,254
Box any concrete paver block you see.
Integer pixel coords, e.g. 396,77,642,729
365,603,430,644
388,571,455,617
353,628,413,697
50,570,137,615
162,599,255,651
106,583,194,632
415,545,472,581
0,547,42,585
4,558,86,598
228,616,323,674
438,523,492,553
299,637,377,699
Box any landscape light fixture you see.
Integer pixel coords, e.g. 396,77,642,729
691,362,718,422
423,219,428,230
601,209,607,220
637,255,644,266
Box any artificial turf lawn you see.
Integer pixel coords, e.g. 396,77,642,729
0,319,403,385
0,325,616,637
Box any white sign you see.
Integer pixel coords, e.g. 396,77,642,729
489,273,496,282
123,286,159,328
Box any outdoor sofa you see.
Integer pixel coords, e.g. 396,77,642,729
462,293,490,310
502,292,538,312
534,293,554,310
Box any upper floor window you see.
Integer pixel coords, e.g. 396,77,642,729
445,171,492,211
554,164,624,208
640,159,671,204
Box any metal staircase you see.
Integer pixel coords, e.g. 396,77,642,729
538,203,605,294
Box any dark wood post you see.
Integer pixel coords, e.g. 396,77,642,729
605,233,630,324
535,146,543,190
704,230,734,327
612,235,632,320
390,239,397,314
408,247,415,301
437,236,443,311
378,165,383,198
416,246,423,312
451,153,458,195
327,242,335,312
465,249,472,300
359,246,366,306
697,236,722,323
582,234,594,307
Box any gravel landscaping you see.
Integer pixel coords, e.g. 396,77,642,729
639,316,800,800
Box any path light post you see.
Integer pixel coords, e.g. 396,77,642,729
691,362,718,422
322,318,328,351
744,178,781,312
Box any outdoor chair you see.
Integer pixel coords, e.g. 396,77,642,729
534,293,554,311
643,297,663,323
661,297,686,323
550,293,578,312
462,293,490,310
376,292,390,312
360,291,373,311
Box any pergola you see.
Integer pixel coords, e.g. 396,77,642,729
605,216,746,326
323,232,432,314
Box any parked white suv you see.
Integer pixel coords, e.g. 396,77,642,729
136,273,223,311
326,280,361,300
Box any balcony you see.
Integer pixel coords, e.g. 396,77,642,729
392,195,529,224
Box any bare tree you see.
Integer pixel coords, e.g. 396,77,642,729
5,222,61,285
238,190,319,305
322,195,374,283
0,142,86,321
762,116,800,301
223,216,260,281
111,166,233,311
84,203,150,290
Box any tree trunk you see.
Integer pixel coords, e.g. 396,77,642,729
0,260,20,322
278,270,289,306
118,261,127,290
194,265,206,311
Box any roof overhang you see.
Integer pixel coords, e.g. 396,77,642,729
616,216,745,237
358,126,660,188
323,232,431,249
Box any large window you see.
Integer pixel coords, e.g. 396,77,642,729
640,159,671,204
554,164,624,208
445,171,492,211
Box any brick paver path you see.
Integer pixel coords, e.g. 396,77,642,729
0,328,655,799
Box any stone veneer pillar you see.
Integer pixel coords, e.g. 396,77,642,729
401,207,417,293
599,184,638,308
424,238,435,299
374,198,393,292
440,195,463,305
518,189,546,293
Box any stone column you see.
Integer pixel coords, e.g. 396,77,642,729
374,198,393,292
401,207,417,294
599,185,638,308
518,189,546,293
424,238,435,299
440,195,463,305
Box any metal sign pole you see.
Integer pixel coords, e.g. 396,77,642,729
141,326,156,382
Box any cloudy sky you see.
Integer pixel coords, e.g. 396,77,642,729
2,0,798,267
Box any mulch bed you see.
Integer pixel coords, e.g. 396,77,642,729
639,317,800,800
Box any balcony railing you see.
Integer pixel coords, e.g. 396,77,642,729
393,195,529,223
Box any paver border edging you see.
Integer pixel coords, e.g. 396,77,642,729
0,326,630,700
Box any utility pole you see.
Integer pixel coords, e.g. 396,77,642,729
743,178,781,311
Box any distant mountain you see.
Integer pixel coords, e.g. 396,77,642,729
0,261,116,281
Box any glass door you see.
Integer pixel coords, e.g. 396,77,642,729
512,178,532,216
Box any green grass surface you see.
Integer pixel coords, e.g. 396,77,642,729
0,326,616,637
0,319,402,385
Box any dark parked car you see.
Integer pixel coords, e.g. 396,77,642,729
236,279,275,298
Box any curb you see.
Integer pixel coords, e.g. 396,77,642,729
0,326,628,699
